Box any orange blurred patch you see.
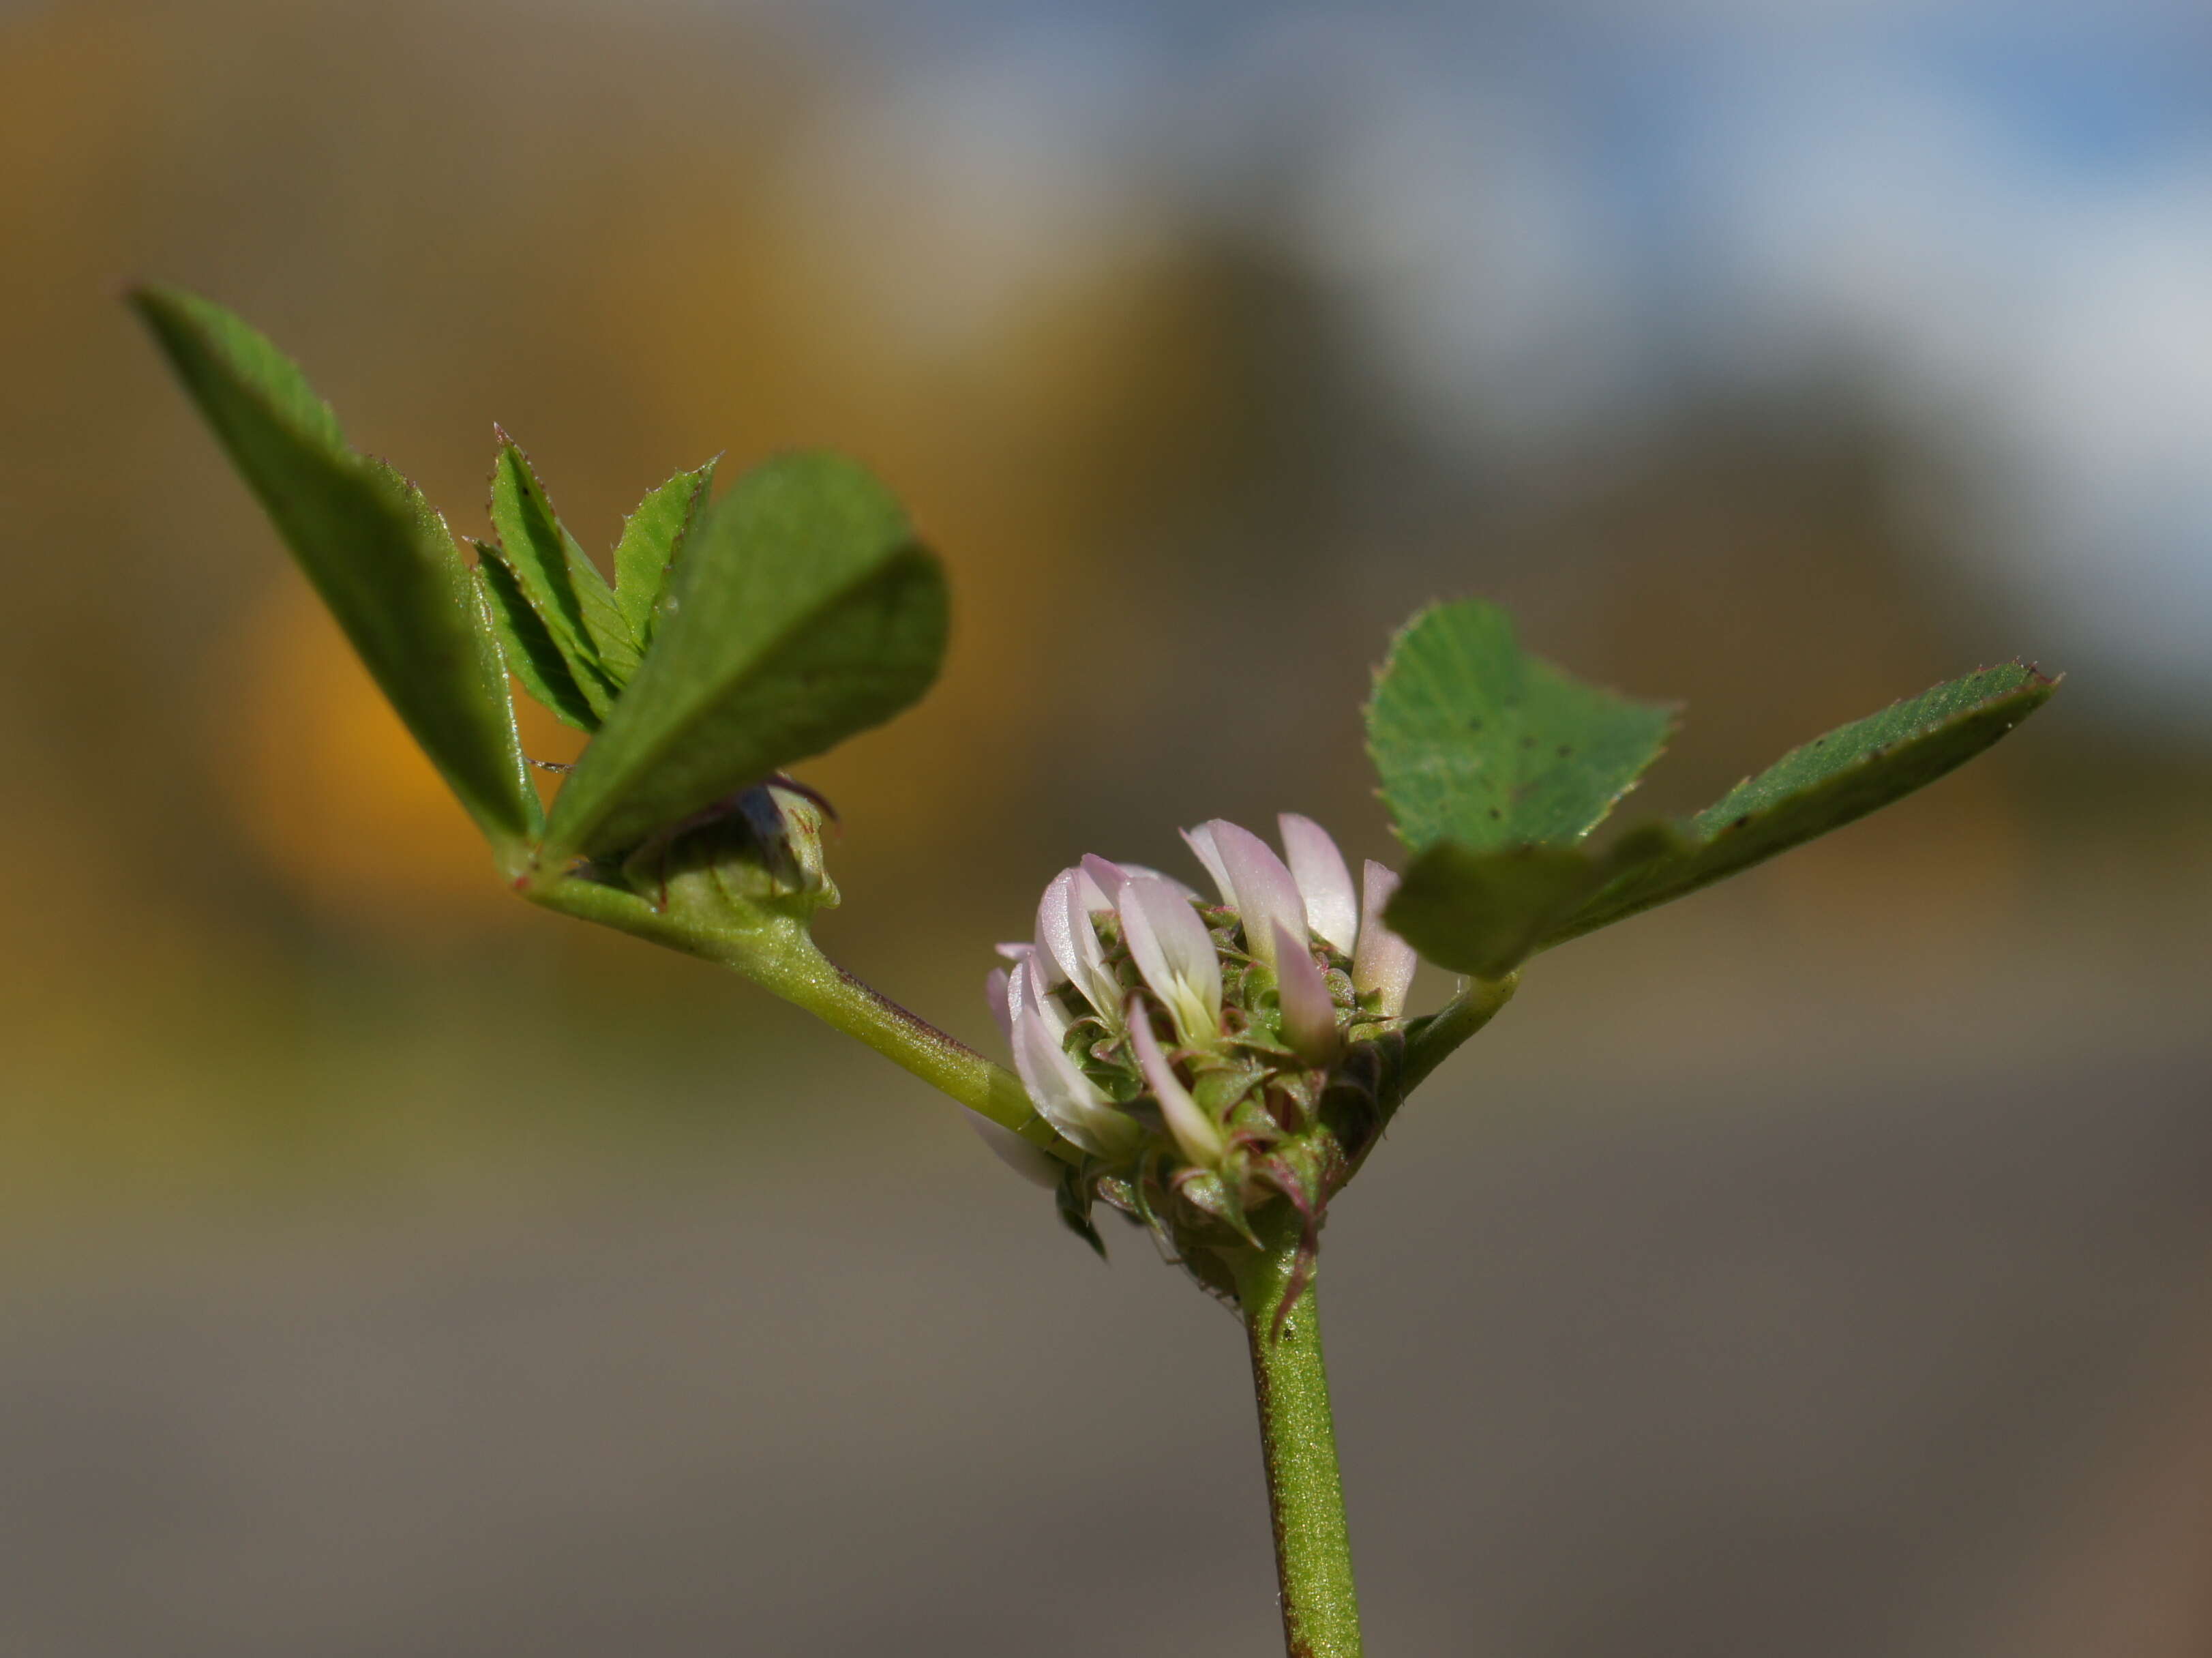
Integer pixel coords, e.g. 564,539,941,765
582,165,1240,871
215,576,533,933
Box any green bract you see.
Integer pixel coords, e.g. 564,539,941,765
1368,600,2057,978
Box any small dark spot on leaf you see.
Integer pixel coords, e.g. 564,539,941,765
1520,736,1536,750
1731,814,1750,829
1556,745,1572,758
1487,808,1503,820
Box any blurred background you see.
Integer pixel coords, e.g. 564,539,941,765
5,0,2212,1652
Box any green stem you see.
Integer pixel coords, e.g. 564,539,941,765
1399,972,1519,1096
1232,1205,1363,1658
520,872,1067,1155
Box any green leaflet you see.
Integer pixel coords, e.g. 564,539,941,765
485,436,636,717
1550,661,2057,944
613,460,717,649
476,457,715,727
1381,661,2057,975
1366,599,1675,853
539,451,949,863
473,542,600,732
1384,826,1682,978
130,284,540,859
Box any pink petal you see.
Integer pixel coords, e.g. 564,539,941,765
1354,859,1418,1018
1180,823,1236,906
1208,818,1307,971
1127,995,1226,1166
1118,863,1198,902
1272,921,1342,1067
985,966,1012,1043
1077,855,1126,910
1278,813,1358,955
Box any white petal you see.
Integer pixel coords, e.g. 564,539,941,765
1073,923,1121,1024
964,1110,1062,1187
1208,818,1307,971
985,967,1012,1043
1180,823,1236,906
1011,956,1068,1043
1273,921,1342,1067
1034,870,1120,1022
1354,859,1418,1018
1116,875,1223,1046
1013,1005,1134,1159
994,941,1033,962
1032,871,1077,987
1278,813,1358,955
1128,996,1226,1167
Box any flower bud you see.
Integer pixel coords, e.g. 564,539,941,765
620,778,840,925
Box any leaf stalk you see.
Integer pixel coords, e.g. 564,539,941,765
1400,973,1520,1097
518,873,1066,1155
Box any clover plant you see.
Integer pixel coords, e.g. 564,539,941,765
136,285,2057,1658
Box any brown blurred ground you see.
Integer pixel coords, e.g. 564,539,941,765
3,2,2211,1653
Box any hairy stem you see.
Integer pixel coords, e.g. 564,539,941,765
520,872,1066,1154
1232,1205,1363,1658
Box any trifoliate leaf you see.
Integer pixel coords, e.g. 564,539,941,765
613,460,717,650
539,451,948,863
130,284,540,858
485,436,636,717
1381,661,2057,973
473,542,600,732
1366,599,1675,852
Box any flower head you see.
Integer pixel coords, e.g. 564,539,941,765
985,815,1420,1284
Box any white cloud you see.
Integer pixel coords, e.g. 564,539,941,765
1689,46,2212,698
